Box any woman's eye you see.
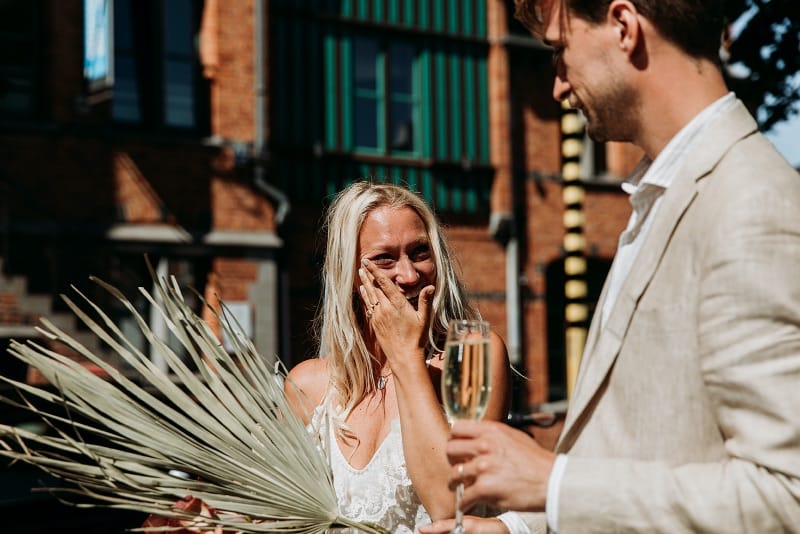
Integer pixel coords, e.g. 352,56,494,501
411,248,431,262
372,256,395,267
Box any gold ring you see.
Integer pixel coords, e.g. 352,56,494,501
366,310,373,318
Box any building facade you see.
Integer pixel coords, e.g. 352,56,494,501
0,0,637,418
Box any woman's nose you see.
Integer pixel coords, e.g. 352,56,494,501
394,256,419,286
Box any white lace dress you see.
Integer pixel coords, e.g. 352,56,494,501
310,404,430,533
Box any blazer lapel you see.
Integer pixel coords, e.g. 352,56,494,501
555,101,759,452
556,179,699,450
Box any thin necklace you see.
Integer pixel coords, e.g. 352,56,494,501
377,371,393,390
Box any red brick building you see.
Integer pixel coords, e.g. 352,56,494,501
0,0,637,417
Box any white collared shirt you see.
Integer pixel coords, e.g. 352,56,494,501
546,92,738,533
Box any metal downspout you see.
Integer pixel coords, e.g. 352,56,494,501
254,0,291,363
254,0,290,224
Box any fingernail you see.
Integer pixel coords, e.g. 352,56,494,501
361,258,369,266
358,268,364,277
359,285,366,295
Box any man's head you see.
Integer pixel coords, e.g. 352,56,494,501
514,0,726,64
514,0,727,147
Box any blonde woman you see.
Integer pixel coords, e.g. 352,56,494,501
284,182,513,532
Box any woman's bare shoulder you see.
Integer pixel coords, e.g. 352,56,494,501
489,329,509,363
285,357,330,407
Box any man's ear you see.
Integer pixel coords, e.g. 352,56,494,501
607,0,641,56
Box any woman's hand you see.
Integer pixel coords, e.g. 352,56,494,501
142,495,232,533
358,258,434,367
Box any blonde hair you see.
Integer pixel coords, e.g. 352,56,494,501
315,181,479,423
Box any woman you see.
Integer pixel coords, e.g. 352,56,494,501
284,182,512,533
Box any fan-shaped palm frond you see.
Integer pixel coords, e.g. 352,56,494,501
0,271,388,533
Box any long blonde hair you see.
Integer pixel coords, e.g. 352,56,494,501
315,181,479,422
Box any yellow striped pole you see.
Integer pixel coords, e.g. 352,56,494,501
561,102,588,399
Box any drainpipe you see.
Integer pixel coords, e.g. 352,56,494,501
254,0,290,225
254,0,291,363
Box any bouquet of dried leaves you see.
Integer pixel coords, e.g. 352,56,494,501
0,272,388,533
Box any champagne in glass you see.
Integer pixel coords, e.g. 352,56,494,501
441,319,491,534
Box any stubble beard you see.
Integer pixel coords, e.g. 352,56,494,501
582,81,638,144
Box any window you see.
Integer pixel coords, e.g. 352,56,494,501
353,37,418,155
0,1,40,117
113,0,206,131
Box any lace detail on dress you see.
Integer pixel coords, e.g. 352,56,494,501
309,405,430,533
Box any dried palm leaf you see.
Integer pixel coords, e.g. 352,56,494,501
0,271,388,533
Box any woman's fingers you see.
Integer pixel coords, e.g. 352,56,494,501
361,258,407,308
358,267,382,317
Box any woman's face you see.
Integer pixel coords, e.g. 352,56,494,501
357,205,437,308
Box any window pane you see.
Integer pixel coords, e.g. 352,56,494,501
0,0,35,34
112,56,140,122
355,96,378,148
164,59,194,127
388,43,415,152
0,0,36,116
389,43,413,95
390,101,413,151
113,0,134,48
354,37,378,91
164,0,192,55
112,0,140,122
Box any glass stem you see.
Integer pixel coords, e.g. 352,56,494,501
451,481,465,534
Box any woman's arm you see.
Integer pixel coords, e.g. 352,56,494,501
360,260,511,520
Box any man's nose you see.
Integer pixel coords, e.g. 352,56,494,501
552,75,571,103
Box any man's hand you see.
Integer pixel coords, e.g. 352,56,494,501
419,516,509,534
446,420,556,512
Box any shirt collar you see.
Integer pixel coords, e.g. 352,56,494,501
622,92,737,195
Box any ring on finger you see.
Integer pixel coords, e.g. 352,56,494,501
457,463,464,482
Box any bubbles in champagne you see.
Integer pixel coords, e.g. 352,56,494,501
442,339,491,421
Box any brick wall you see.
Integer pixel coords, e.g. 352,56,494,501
1,0,642,413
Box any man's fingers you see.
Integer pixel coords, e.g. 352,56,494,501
420,517,509,534
449,419,496,438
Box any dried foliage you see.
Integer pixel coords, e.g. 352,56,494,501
0,272,387,533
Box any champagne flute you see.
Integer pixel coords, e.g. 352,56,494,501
441,319,492,534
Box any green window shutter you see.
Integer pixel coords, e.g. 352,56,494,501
324,29,338,150
418,0,430,29
464,54,476,161
434,48,447,160
448,0,459,34
341,37,353,152
475,0,487,38
449,48,462,160
478,55,489,164
432,1,444,32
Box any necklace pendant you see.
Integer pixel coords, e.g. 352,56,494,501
377,375,387,390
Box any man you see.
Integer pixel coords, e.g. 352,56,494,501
422,0,800,532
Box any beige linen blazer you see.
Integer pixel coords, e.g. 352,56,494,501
524,101,800,533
